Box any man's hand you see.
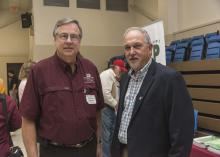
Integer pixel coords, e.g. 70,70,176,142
96,142,102,157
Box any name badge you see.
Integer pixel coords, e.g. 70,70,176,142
86,95,96,104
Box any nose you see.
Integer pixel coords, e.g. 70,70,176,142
130,47,136,55
66,35,72,42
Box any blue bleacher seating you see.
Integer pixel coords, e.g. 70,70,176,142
165,46,174,64
173,38,191,62
205,31,219,42
189,36,205,60
168,31,220,62
194,109,198,132
206,35,220,59
191,35,204,41
165,40,180,64
169,40,180,52
170,40,180,46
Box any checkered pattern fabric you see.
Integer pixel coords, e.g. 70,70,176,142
118,59,152,144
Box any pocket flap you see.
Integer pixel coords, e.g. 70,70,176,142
40,86,72,95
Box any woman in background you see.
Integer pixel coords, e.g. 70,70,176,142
18,60,36,103
0,78,21,157
7,70,18,104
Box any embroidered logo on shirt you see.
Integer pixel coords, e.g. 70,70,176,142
83,73,95,84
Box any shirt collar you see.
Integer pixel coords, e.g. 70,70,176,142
128,58,152,79
54,52,80,73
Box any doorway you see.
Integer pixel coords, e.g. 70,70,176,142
6,63,23,103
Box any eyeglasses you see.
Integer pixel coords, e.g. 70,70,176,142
56,33,80,41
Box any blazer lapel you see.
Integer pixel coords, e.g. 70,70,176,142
130,60,156,122
117,74,130,126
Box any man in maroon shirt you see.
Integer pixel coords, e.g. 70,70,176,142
20,18,104,157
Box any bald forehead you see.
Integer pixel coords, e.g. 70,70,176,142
123,28,152,45
123,30,145,43
124,29,144,38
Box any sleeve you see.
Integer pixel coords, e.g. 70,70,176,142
19,68,41,121
7,96,21,131
100,72,117,108
166,72,194,157
95,68,105,110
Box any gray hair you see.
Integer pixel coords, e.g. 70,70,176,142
123,27,152,44
53,17,83,39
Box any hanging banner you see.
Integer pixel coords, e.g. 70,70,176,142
143,20,166,65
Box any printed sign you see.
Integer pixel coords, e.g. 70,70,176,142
143,20,166,65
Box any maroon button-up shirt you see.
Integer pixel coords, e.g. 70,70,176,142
20,53,104,145
0,95,21,157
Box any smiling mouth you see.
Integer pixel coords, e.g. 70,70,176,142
129,58,138,61
64,48,73,50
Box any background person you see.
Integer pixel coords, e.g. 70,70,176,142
100,59,127,157
0,78,22,157
111,27,194,157
7,70,18,104
18,60,36,103
20,17,104,157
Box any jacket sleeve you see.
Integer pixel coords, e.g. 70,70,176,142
166,72,194,157
100,71,117,108
95,68,105,110
7,96,22,132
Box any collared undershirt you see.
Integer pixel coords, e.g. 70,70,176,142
118,58,152,144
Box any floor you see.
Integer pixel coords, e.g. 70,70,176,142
11,129,27,157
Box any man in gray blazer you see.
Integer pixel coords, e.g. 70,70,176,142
111,27,194,157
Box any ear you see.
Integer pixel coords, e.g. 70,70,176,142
148,44,153,50
147,44,153,57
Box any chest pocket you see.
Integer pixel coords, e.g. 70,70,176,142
40,86,72,95
83,84,98,119
39,86,73,110
84,84,98,105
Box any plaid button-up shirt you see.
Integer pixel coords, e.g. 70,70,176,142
118,58,152,144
